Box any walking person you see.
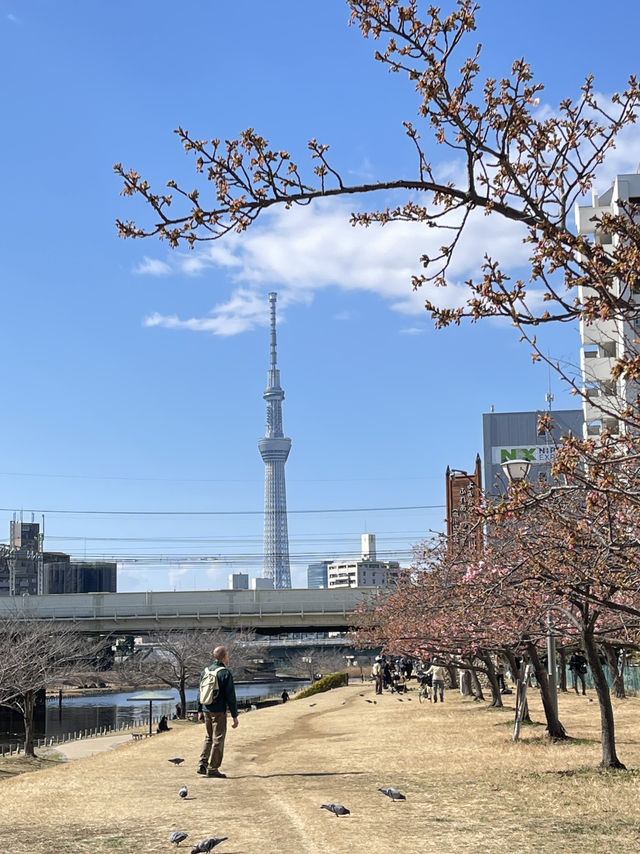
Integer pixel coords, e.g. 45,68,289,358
569,649,588,696
197,645,239,778
425,662,446,703
372,656,384,695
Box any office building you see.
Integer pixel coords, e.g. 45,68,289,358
307,560,331,589
482,409,584,496
251,576,275,590
0,520,117,596
228,572,249,590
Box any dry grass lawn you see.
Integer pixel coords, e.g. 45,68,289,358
2,682,640,853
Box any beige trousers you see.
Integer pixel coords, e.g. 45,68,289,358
199,712,228,771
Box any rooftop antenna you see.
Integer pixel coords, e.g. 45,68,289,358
545,355,554,411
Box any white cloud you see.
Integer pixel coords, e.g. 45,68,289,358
400,327,425,335
139,197,531,335
137,102,640,339
144,288,275,336
134,256,171,276
7,13,18,23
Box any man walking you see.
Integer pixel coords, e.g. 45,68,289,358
372,656,384,695
197,645,239,778
569,649,588,696
425,662,446,703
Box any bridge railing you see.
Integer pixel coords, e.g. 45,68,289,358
0,587,382,628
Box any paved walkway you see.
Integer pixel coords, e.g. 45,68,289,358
38,732,136,761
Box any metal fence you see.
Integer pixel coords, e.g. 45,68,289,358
562,664,640,695
0,714,167,758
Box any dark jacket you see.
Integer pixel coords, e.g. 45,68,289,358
569,653,587,674
197,660,239,717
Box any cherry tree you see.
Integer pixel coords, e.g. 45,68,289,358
114,0,640,499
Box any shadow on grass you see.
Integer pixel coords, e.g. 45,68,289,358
232,771,366,780
529,766,640,781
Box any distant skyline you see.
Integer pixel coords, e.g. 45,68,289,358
1,2,639,591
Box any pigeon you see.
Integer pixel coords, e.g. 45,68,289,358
169,830,188,845
309,703,317,707
321,803,351,816
365,699,374,704
379,787,406,800
168,757,185,766
190,838,228,853
179,785,188,799
397,698,404,702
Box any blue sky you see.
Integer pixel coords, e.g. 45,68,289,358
1,1,639,591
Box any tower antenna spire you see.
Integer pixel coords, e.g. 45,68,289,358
258,292,292,589
270,292,278,370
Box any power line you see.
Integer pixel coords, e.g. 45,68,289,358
0,503,444,517
0,470,442,484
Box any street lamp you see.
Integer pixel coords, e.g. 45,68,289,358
500,457,558,721
500,458,532,484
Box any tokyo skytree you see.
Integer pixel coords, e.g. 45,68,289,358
258,292,292,589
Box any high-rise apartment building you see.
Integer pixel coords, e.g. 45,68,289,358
575,173,640,437
327,534,400,588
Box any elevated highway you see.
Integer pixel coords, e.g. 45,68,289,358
0,587,381,635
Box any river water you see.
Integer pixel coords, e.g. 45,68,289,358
0,680,310,747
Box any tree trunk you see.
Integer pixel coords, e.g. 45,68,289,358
480,650,503,708
602,642,626,700
22,690,36,758
459,668,473,696
446,664,459,690
468,659,484,701
558,646,568,692
526,642,567,740
582,629,625,769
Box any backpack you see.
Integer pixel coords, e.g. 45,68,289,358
199,665,224,705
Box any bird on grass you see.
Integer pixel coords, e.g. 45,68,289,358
379,787,406,800
168,757,185,766
169,830,188,845
321,803,351,816
179,786,188,799
190,838,228,852
309,703,317,707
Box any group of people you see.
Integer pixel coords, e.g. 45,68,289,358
176,643,593,781
370,655,446,698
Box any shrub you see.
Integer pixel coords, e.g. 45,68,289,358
293,672,348,700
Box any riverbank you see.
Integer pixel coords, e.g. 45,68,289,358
3,684,640,853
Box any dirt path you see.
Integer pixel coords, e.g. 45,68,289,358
2,682,640,853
